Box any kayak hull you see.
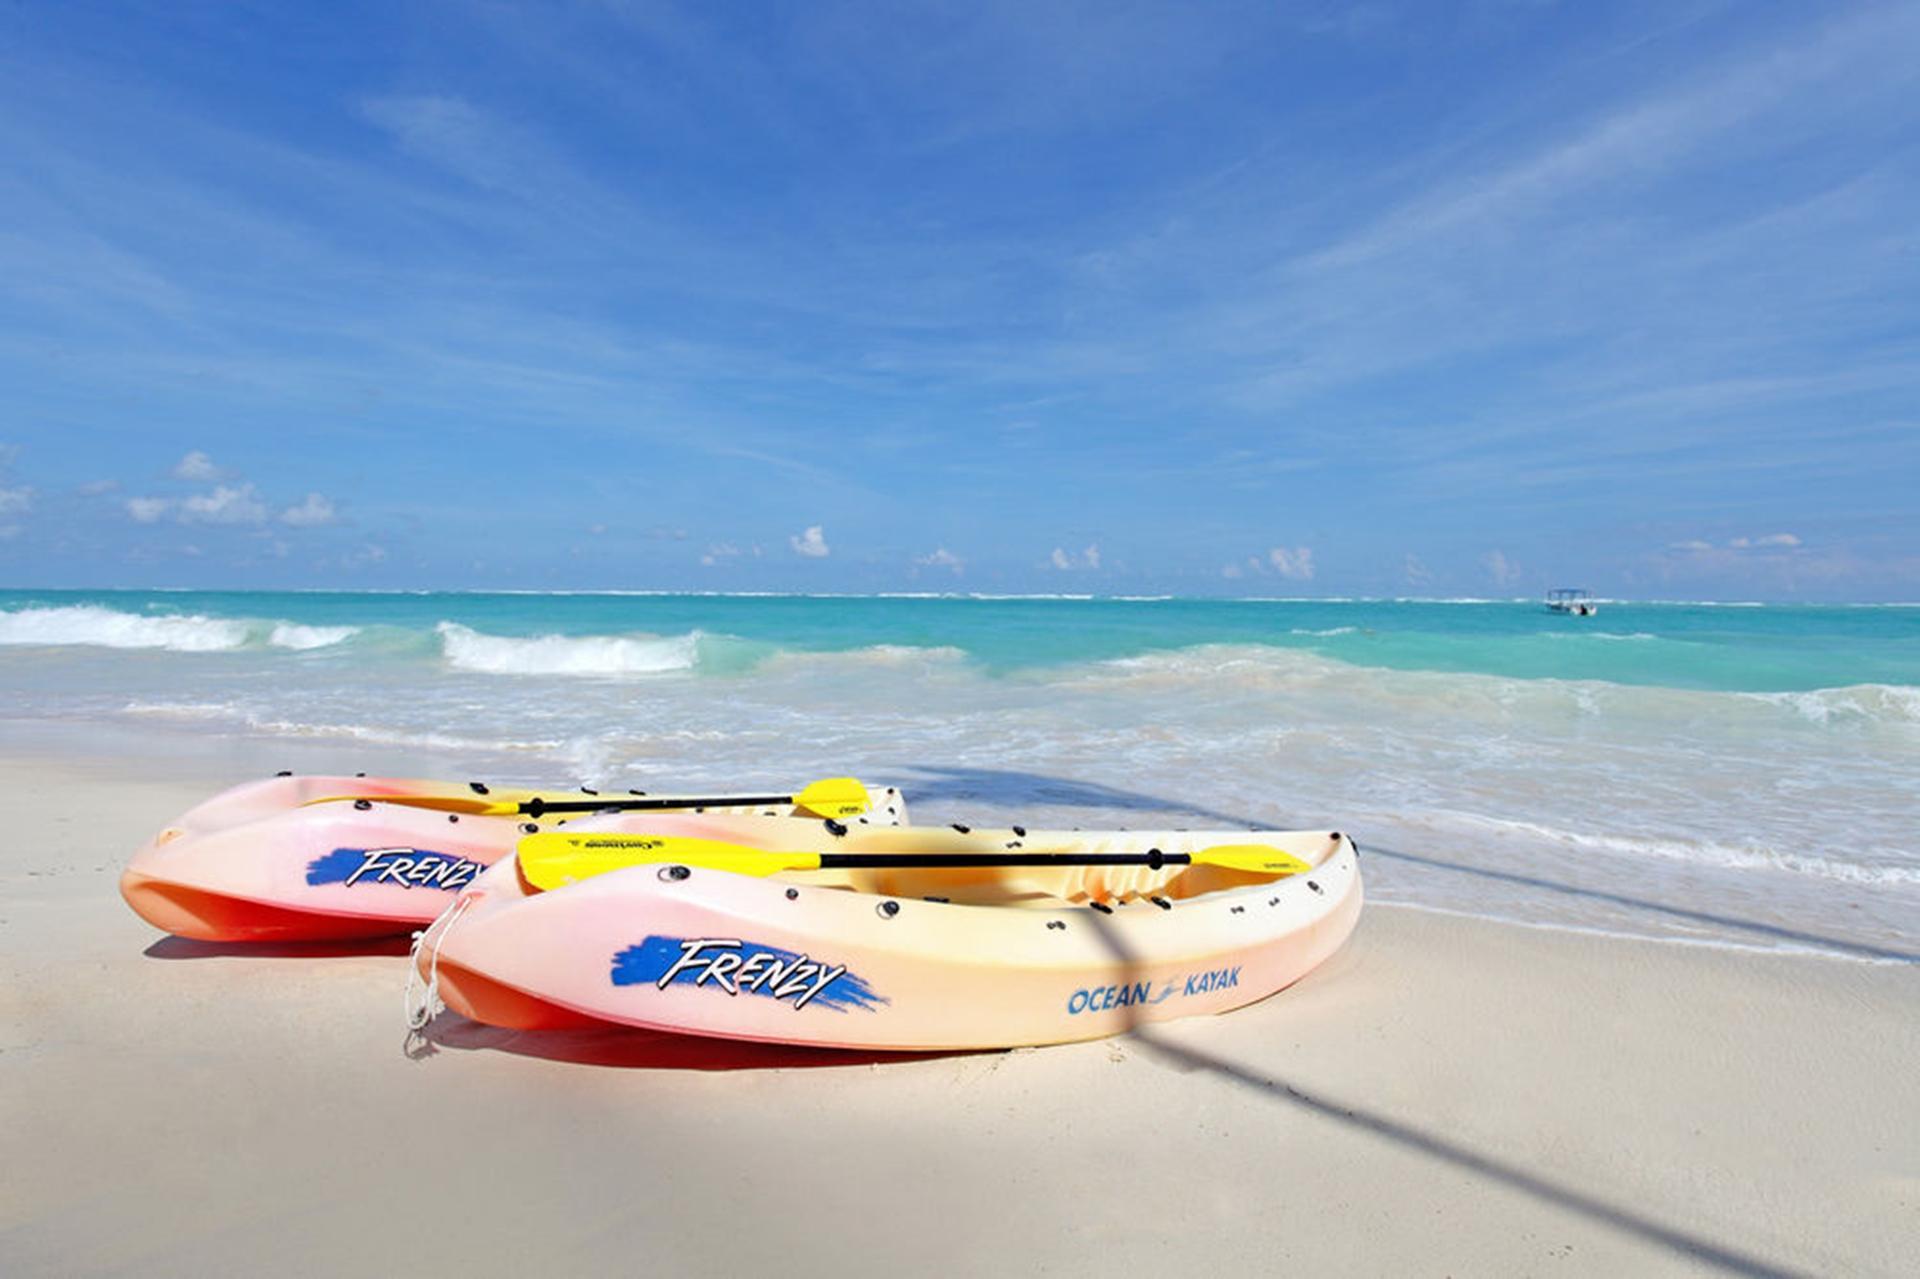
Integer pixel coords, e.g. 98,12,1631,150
122,775,910,943
418,825,1362,1051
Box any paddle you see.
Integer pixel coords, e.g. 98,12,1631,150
516,831,1316,892
304,777,873,821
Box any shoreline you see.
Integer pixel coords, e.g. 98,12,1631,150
2,744,1915,1275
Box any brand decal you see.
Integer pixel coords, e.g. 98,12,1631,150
610,935,886,1013
1066,965,1241,1015
305,847,485,892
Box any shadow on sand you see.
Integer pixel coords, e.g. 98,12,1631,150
143,934,416,961
1083,909,1810,1279
406,1010,978,1072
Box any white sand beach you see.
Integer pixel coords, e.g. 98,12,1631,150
2,746,1915,1277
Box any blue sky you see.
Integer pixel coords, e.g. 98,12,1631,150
1,1,1915,598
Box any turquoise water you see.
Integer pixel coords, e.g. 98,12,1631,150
2,590,1915,958
0,589,1914,690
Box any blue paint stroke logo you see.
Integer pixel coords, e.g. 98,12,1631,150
305,847,484,892
611,935,887,1013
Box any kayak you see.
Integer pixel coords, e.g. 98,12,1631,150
411,816,1361,1050
121,774,909,943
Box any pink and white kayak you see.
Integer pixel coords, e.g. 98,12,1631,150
121,774,909,943
412,817,1361,1050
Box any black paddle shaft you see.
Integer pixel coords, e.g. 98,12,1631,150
816,850,1188,870
521,793,795,818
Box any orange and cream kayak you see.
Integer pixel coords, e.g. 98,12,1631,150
412,816,1361,1050
121,774,907,943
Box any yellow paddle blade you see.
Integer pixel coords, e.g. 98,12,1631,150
792,777,872,819
1191,844,1315,876
302,793,513,816
518,832,818,891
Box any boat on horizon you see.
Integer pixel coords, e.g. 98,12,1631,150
1546,588,1599,616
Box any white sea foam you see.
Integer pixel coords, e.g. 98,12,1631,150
435,621,701,677
0,605,250,651
122,699,563,753
1438,811,1920,886
1371,901,1911,965
1540,631,1659,641
267,623,358,650
766,643,969,671
1290,626,1357,637
1743,684,1920,727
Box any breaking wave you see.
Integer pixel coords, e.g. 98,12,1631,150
1743,684,1920,726
0,605,359,653
0,605,251,652
1067,644,1920,732
434,621,703,677
267,623,359,650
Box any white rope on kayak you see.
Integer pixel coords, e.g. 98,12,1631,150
404,893,474,1033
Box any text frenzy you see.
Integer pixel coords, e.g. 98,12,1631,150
608,935,888,1013
327,847,483,891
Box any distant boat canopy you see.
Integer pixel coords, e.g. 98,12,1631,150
1546,588,1598,617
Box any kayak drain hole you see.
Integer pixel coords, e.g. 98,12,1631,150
660,865,691,882
877,900,900,919
785,887,799,900
353,799,371,811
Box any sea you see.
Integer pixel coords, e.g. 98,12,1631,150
3,590,1914,961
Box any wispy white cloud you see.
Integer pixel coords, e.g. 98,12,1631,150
279,492,337,527
125,496,171,523
914,546,964,574
171,450,220,482
179,483,267,525
1267,546,1314,581
1672,532,1804,554
1482,549,1521,586
1047,543,1100,571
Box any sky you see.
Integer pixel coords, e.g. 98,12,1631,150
1,1,1916,599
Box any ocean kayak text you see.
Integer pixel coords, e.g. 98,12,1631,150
1066,966,1241,1015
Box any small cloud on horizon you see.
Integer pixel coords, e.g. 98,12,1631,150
789,525,830,558
1048,543,1101,571
1224,544,1315,581
914,546,964,574
1268,546,1314,580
